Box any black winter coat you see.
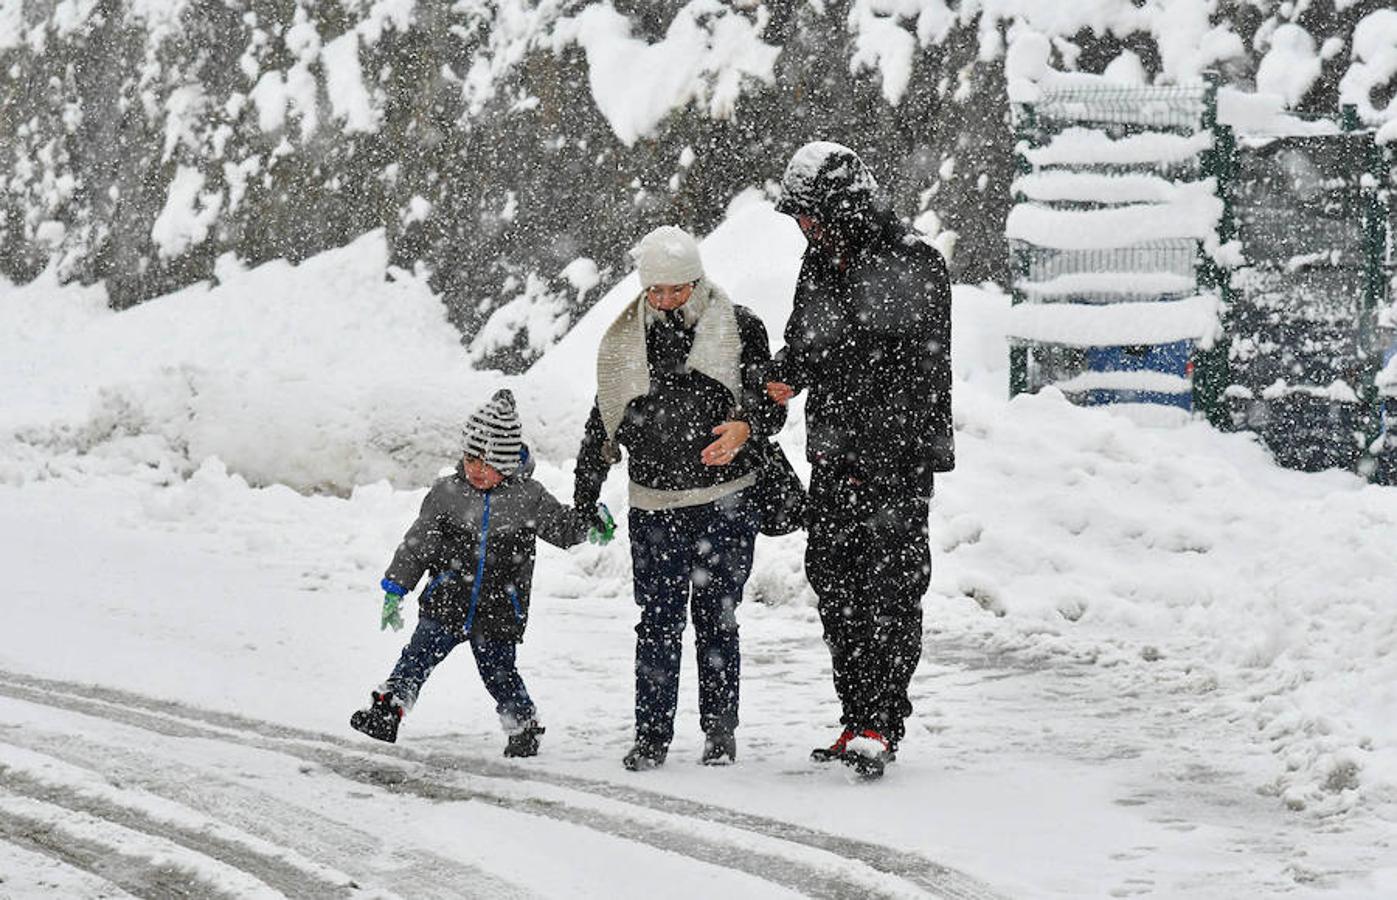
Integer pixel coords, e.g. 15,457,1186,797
383,450,587,642
771,216,954,497
574,304,786,509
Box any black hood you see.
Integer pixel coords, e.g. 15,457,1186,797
775,142,888,245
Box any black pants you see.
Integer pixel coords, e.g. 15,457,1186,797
629,490,758,747
805,466,930,746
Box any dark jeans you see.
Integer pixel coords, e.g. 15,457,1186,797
628,489,758,747
806,466,930,746
384,616,536,733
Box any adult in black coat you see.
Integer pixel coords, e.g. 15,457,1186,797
766,141,954,766
573,225,786,770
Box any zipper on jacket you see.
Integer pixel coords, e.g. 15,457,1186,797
462,492,492,635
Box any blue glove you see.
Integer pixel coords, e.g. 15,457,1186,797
587,502,616,546
380,592,404,631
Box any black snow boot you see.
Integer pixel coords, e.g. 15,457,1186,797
350,690,402,744
700,730,736,766
504,722,545,758
841,729,894,779
622,740,668,771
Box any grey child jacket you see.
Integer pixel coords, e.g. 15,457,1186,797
381,448,589,642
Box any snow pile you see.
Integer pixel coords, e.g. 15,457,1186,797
0,231,492,492
935,318,1397,815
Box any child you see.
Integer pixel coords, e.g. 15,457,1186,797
351,388,614,756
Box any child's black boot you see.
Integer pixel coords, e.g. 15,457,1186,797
504,721,545,758
350,690,403,743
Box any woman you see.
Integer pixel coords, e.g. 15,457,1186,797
572,225,785,770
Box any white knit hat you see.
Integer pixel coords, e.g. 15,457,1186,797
462,389,523,475
630,225,703,287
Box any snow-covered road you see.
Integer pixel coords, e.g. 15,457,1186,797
4,212,1395,896
0,665,1000,899
0,468,1393,897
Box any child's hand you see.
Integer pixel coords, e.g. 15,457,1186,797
381,593,405,631
587,502,617,546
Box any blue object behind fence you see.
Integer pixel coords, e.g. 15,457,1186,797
1080,340,1192,410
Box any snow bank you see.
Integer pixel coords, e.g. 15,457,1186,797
0,231,494,492
948,286,1397,818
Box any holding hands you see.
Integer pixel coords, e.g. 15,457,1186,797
765,381,796,405
702,420,751,466
588,502,617,546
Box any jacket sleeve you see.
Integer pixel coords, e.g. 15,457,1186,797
572,400,614,511
734,306,788,444
534,484,590,549
922,244,955,474
768,256,818,392
382,482,448,595
893,244,954,485
853,242,954,493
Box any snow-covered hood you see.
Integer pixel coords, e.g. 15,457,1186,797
775,140,883,228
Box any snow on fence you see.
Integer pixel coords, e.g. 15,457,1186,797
1024,82,1212,131
1005,68,1396,483
1225,122,1393,476
1008,75,1227,416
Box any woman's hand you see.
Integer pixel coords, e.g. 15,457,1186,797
766,381,796,405
702,420,751,466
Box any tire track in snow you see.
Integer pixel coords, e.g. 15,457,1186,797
0,765,350,898
0,669,1005,899
0,835,140,897
0,801,256,899
0,732,524,900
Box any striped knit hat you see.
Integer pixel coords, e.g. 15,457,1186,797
462,389,523,475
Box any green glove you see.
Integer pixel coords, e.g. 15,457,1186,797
587,502,616,546
380,592,404,632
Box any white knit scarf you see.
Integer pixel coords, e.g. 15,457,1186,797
595,278,743,454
